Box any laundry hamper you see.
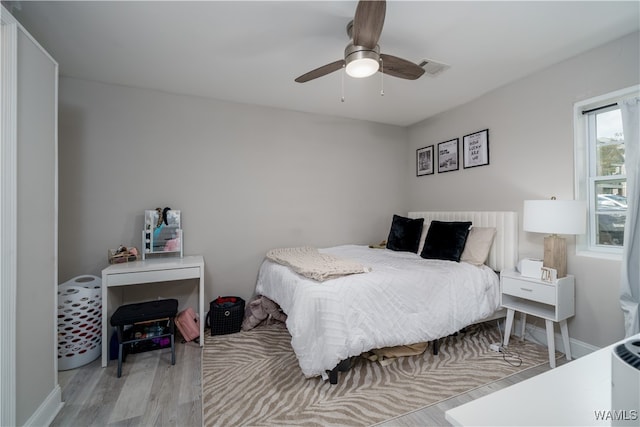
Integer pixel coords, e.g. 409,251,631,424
57,275,102,370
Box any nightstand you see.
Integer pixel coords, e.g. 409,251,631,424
500,269,575,368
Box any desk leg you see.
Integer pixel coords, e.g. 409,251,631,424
199,269,205,346
520,313,527,341
545,319,556,369
560,320,571,361
102,273,108,367
503,309,515,346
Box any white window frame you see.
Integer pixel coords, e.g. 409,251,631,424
574,85,638,259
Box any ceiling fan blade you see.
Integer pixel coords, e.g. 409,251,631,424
352,0,386,49
295,60,345,83
379,54,425,80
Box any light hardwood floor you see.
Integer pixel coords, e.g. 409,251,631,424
53,337,566,426
53,340,202,426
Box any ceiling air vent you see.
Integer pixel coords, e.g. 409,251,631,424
419,59,450,77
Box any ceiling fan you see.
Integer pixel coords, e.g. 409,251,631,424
295,0,425,83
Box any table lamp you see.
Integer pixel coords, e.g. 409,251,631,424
523,198,586,278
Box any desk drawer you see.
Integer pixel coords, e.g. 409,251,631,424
502,277,555,305
107,266,200,287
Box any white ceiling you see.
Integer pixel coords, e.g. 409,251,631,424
8,1,640,127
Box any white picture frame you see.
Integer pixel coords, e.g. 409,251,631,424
143,208,182,258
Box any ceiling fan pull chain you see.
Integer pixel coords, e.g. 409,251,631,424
341,65,346,102
380,58,384,96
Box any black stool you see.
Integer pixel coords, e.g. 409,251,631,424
110,299,178,378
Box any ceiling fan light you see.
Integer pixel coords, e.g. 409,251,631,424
345,49,380,78
346,57,379,78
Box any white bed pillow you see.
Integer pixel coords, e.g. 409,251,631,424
460,227,497,266
416,220,432,254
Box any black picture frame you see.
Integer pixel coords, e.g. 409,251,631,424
437,138,459,173
416,145,434,176
463,129,490,168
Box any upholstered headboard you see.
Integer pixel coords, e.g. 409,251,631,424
407,211,518,272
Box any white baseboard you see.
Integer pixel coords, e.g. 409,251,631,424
23,384,63,427
495,318,600,359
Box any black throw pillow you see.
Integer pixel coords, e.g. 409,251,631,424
386,215,424,253
420,220,472,262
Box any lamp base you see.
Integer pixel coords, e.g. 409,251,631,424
543,235,567,278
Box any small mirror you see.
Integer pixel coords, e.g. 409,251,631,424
143,208,182,259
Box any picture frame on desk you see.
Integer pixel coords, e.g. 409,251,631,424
541,267,558,284
143,208,183,259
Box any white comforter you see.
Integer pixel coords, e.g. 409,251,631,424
255,245,500,378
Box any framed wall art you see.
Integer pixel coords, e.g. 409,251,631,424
437,138,459,173
463,129,490,168
416,145,434,176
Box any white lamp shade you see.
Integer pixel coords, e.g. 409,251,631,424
523,199,587,235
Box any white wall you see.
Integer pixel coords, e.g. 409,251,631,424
407,32,639,348
58,79,408,304
59,31,638,349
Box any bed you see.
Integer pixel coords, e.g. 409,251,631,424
254,211,518,382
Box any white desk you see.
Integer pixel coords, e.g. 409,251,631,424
101,255,204,367
445,335,639,426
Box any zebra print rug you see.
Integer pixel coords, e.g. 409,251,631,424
202,322,553,426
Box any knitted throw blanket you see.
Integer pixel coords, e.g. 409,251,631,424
265,246,371,282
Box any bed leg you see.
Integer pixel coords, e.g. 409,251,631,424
337,358,351,371
328,358,351,385
432,339,439,355
329,367,339,384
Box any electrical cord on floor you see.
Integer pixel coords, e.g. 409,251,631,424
493,319,522,367
497,344,523,367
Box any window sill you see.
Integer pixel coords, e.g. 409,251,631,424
576,249,622,262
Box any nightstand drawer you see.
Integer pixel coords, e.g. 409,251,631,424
502,277,555,305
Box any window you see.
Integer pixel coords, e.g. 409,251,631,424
574,86,637,256
587,106,626,248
